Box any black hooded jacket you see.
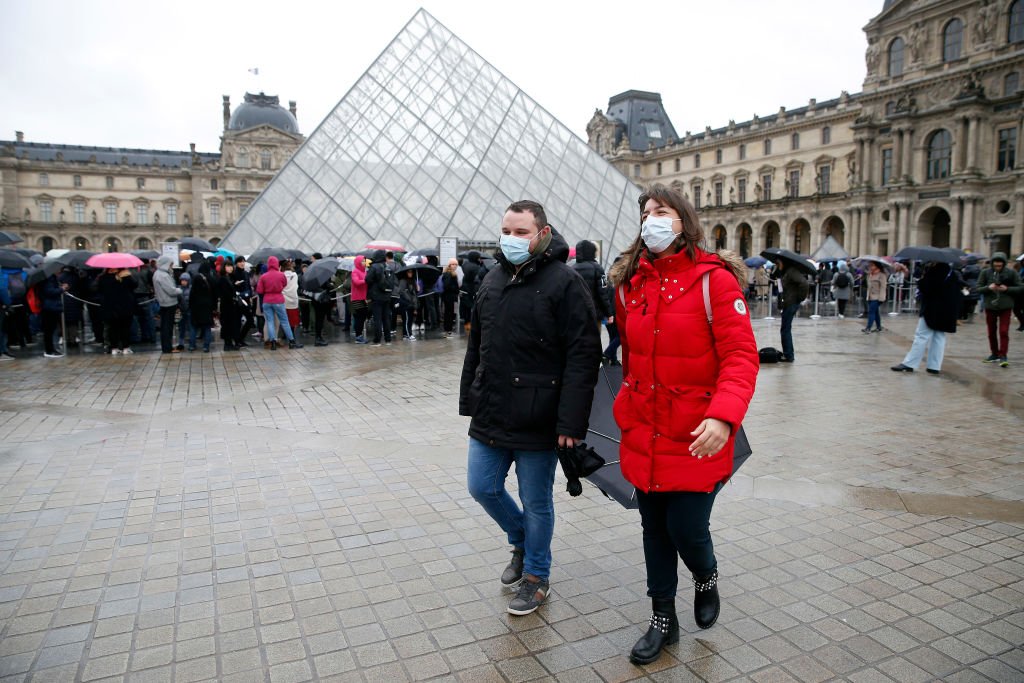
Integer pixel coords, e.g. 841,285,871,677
459,229,602,450
460,252,482,299
365,250,393,302
571,240,612,318
918,263,963,334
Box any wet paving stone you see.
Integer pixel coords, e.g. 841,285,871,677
0,316,1021,681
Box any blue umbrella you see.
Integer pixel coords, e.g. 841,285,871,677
744,256,768,268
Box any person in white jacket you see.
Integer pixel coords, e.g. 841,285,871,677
280,260,300,344
153,255,182,354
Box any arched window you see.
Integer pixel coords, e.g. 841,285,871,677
40,236,55,253
137,238,151,250
926,129,952,180
1011,0,1024,43
1006,72,1020,96
73,236,89,250
105,236,121,253
888,37,905,76
715,149,722,164
943,19,963,61
694,153,701,168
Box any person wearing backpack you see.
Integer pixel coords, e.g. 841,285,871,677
609,184,758,664
830,260,854,319
395,269,418,340
572,240,613,333
364,249,394,346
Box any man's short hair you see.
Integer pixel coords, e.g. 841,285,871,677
506,200,547,230
385,251,394,259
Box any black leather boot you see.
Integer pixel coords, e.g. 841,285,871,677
629,598,678,665
693,570,720,629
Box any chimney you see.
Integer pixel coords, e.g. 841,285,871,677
223,95,231,130
190,143,196,153
15,131,23,142
289,100,297,121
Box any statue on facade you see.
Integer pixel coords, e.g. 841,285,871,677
847,155,857,185
907,22,930,64
706,189,712,207
955,75,985,100
728,186,735,204
974,1,997,48
754,183,762,202
814,171,823,195
865,37,881,75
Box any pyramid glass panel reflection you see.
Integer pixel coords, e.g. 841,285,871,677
221,9,639,264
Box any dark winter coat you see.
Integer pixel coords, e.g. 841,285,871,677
459,229,602,450
571,240,612,318
460,253,482,299
97,272,137,318
441,271,460,304
189,264,216,327
918,263,963,334
974,253,1023,311
772,265,810,308
612,248,758,493
41,275,64,313
365,250,393,303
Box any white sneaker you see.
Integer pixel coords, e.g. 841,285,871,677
0,354,13,362
838,314,845,319
122,348,134,355
111,349,122,355
44,352,64,359
408,335,416,341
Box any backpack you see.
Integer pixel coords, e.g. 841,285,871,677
380,267,396,294
758,347,783,363
834,272,850,288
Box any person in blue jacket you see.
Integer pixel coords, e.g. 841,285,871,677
40,274,67,358
0,269,12,361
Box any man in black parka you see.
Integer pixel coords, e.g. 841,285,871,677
460,200,601,617
571,240,613,330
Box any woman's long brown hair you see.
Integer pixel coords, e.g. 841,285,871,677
610,183,705,287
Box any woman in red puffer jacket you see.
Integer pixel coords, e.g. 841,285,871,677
610,183,758,665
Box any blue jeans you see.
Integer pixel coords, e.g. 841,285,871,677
867,300,882,331
467,438,558,580
902,317,946,371
178,314,193,348
780,303,800,360
191,325,213,351
0,313,8,354
263,303,293,341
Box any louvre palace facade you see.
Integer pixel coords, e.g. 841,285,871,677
588,0,1024,259
0,93,304,253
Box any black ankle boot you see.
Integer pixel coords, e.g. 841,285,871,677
693,570,720,629
629,598,678,665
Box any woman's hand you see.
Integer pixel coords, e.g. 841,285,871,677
689,418,731,458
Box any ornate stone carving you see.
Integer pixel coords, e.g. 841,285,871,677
974,1,997,48
907,21,930,64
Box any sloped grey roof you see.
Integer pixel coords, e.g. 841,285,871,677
811,235,851,262
0,141,219,168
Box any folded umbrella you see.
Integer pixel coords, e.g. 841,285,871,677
85,252,144,269
557,443,605,497
761,248,816,276
0,250,32,269
0,230,24,246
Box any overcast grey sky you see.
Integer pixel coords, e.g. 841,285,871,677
0,0,882,152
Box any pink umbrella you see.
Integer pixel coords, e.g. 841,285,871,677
365,240,406,252
85,253,144,269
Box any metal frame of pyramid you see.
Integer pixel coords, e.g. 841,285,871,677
220,8,640,265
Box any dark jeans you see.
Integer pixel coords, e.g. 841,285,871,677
109,314,132,351
353,301,368,337
637,487,720,599
159,306,177,352
299,300,311,332
837,298,848,316
398,303,415,336
604,321,620,360
134,299,155,342
41,310,61,354
866,300,882,331
370,300,392,343
313,300,331,339
780,303,799,360
442,299,456,333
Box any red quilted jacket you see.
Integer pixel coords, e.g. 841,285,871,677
614,248,759,493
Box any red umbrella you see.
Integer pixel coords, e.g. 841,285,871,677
365,240,406,252
85,253,144,269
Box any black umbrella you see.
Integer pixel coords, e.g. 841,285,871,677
583,364,753,509
962,254,987,264
285,249,311,262
761,248,816,276
395,263,441,275
0,250,31,269
248,247,289,265
892,245,959,264
14,247,42,258
0,231,23,246
131,249,160,260
407,247,439,258
26,260,64,287
301,258,340,290
55,250,97,269
557,444,606,497
178,237,215,252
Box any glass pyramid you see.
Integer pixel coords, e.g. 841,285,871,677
220,8,640,265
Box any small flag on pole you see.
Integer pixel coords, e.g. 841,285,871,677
248,67,259,75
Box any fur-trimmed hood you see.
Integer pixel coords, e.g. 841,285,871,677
610,247,746,287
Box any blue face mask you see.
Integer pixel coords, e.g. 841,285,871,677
500,234,533,265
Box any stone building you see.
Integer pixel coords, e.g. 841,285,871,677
0,92,303,253
587,0,1024,259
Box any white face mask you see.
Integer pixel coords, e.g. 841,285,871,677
641,216,681,253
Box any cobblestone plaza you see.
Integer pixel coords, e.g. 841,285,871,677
0,314,1021,682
